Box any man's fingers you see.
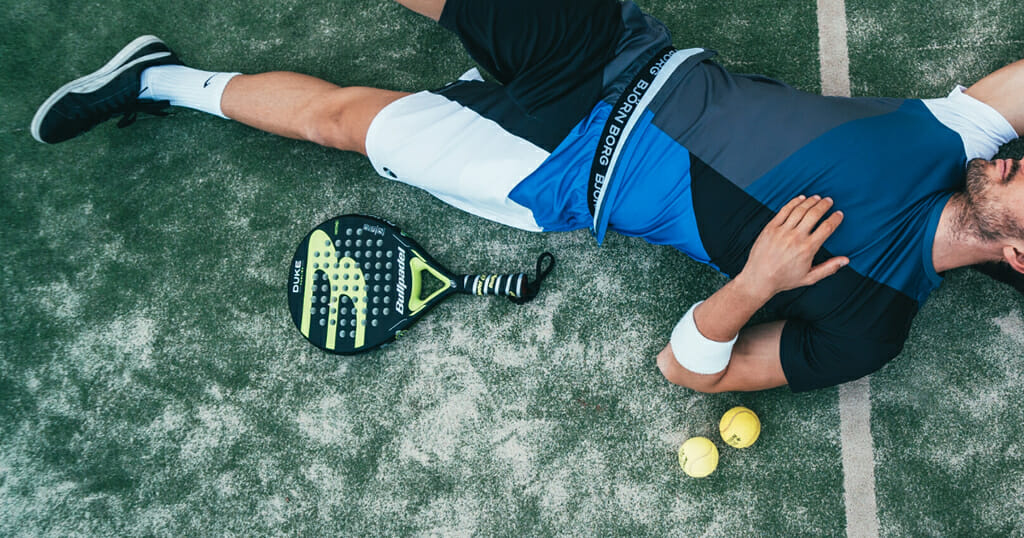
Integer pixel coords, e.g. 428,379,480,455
809,210,844,246
772,195,807,226
802,256,849,286
797,197,835,232
782,195,823,228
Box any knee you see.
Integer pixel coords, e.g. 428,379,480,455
303,87,408,154
303,99,361,152
300,87,375,152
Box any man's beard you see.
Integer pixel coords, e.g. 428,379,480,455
956,158,1024,243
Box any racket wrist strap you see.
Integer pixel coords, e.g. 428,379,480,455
454,253,555,304
508,252,555,305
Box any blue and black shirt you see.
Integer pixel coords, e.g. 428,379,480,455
410,0,1016,391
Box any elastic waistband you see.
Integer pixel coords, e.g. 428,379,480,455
587,47,676,219
586,47,707,240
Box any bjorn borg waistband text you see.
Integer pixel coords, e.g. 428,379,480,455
587,47,678,222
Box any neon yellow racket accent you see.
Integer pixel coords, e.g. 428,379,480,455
408,253,451,315
475,276,498,296
300,229,368,350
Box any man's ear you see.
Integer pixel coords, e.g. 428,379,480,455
1002,245,1024,274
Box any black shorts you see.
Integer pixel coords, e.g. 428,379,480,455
435,0,672,151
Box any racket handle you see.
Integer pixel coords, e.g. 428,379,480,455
455,252,555,304
456,273,528,297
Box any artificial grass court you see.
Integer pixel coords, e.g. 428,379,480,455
2,0,1023,535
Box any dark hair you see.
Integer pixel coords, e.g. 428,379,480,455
971,262,1024,295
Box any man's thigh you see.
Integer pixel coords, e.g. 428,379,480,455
364,85,551,232
439,0,624,116
394,0,445,22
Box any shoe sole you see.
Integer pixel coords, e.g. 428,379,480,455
31,35,172,143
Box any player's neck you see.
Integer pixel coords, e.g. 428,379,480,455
932,194,1007,273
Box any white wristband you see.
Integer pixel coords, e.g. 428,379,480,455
669,301,737,375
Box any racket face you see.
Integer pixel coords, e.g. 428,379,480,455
288,215,456,355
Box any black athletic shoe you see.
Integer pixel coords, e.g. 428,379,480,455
31,35,182,144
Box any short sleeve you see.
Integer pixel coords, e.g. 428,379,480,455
922,86,1018,161
779,319,906,392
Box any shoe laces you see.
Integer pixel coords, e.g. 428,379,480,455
71,94,171,127
116,100,172,128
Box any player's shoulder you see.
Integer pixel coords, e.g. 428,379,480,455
921,86,1018,161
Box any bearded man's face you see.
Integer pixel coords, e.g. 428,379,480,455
960,158,1024,242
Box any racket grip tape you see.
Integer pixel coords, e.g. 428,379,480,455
455,252,555,304
457,274,524,297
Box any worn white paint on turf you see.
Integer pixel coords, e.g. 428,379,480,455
818,0,882,536
817,0,851,97
838,379,880,538
993,310,1024,345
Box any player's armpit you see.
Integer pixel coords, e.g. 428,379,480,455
656,321,788,393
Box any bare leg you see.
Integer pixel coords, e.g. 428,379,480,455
217,2,447,154
220,72,410,155
394,0,446,22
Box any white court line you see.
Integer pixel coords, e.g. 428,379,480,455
817,0,851,97
817,0,882,536
838,379,880,537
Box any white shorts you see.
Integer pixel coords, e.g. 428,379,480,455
364,70,551,232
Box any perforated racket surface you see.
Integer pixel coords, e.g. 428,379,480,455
288,215,553,355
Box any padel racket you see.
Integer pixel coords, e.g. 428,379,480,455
288,214,555,355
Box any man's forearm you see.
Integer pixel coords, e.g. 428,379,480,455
658,195,846,391
663,275,773,380
692,275,774,343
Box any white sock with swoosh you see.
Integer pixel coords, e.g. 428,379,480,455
139,65,240,119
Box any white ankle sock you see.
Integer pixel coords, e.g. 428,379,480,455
139,66,241,119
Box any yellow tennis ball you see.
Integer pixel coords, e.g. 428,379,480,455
678,437,719,478
719,406,761,449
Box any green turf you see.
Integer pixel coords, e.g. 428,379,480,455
1,0,1022,535
847,1,1024,535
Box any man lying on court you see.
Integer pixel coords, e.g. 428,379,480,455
31,0,1023,393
